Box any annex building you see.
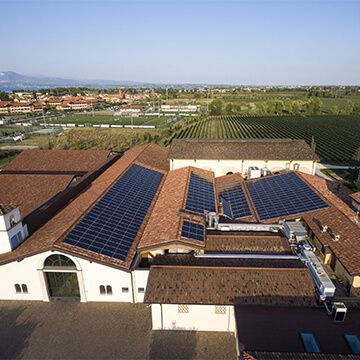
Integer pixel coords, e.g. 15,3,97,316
0,140,360,358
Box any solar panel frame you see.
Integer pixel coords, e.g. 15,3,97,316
63,164,163,261
218,184,252,219
247,172,328,221
181,221,205,242
220,197,234,219
185,173,216,214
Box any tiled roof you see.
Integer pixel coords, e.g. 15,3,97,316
206,233,291,254
138,166,215,250
350,191,360,203
0,174,74,218
169,139,319,161
303,206,360,275
0,203,18,215
151,254,307,269
0,144,168,269
299,172,358,223
3,149,111,173
236,307,360,355
242,352,360,360
144,265,316,306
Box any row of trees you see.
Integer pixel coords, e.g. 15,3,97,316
208,98,359,117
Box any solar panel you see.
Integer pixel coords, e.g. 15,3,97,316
181,221,205,242
185,173,216,214
63,164,163,261
247,172,328,221
219,185,252,219
220,197,233,219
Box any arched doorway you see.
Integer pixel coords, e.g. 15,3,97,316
44,254,80,300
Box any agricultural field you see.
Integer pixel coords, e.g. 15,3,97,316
42,114,173,128
171,115,360,164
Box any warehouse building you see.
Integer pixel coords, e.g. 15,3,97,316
168,138,319,176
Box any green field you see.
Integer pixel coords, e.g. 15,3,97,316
43,114,173,128
171,115,360,164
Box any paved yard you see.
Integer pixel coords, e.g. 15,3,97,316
0,301,237,360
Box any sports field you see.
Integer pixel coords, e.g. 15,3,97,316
171,115,360,164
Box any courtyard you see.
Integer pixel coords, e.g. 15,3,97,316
0,301,237,359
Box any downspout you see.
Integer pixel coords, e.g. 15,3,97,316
160,304,164,330
130,271,136,304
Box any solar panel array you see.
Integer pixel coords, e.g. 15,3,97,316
185,173,216,214
181,221,205,242
247,172,328,221
220,197,234,219
218,185,252,219
63,164,163,261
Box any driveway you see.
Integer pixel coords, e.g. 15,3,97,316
0,301,237,360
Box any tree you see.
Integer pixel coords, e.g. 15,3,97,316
330,105,339,115
208,99,224,115
0,91,10,101
310,136,316,153
344,100,355,115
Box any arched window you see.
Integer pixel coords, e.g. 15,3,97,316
21,284,28,293
106,285,112,295
226,171,234,175
99,285,106,295
14,284,21,293
44,254,76,269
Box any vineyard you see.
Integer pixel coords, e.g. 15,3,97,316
171,115,360,163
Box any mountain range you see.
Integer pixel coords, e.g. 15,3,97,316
0,71,218,91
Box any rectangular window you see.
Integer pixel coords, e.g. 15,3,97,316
300,332,321,353
10,232,23,250
138,287,145,293
215,306,226,315
178,305,189,314
122,287,129,293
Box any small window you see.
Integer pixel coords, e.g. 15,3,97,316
226,172,234,175
14,284,21,293
122,287,129,293
300,332,321,353
100,285,112,295
215,305,226,315
178,305,189,314
21,284,28,294
138,287,145,293
344,334,360,355
106,285,112,295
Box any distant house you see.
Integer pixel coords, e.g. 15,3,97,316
168,138,319,176
8,102,34,114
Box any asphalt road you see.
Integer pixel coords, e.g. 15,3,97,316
0,301,237,360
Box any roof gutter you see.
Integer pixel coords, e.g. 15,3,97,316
194,252,299,260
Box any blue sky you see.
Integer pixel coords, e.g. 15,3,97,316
0,0,359,85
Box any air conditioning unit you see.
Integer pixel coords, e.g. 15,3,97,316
321,225,328,233
248,167,261,179
331,302,347,322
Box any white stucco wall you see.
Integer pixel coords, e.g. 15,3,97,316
151,304,235,332
170,159,315,176
132,269,150,303
0,250,135,303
